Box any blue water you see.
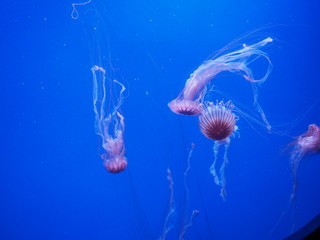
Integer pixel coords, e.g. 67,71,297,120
1,1,320,239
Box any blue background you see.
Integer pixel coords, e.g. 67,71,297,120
1,0,320,239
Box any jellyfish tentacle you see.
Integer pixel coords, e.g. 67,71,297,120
219,137,230,200
251,83,271,132
210,141,221,186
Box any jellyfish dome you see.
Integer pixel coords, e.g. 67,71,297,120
168,99,203,116
199,101,237,141
294,124,320,152
102,154,128,174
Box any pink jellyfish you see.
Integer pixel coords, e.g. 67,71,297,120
168,37,273,132
199,101,238,200
199,101,237,141
91,65,127,173
289,124,320,199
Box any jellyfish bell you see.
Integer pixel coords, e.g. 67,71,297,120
199,101,237,141
289,124,320,164
101,130,127,173
102,154,127,174
168,99,203,116
294,124,320,152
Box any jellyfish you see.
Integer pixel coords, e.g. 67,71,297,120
91,65,127,173
199,101,238,200
168,37,273,131
289,124,320,199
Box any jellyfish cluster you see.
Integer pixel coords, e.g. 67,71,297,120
89,33,320,205
169,38,274,199
167,36,320,201
71,2,319,238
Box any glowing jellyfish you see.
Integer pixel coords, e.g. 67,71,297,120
289,124,320,199
91,65,127,173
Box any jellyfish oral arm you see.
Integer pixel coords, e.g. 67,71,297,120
183,37,273,100
71,0,93,19
92,65,107,138
209,138,230,200
160,169,176,240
